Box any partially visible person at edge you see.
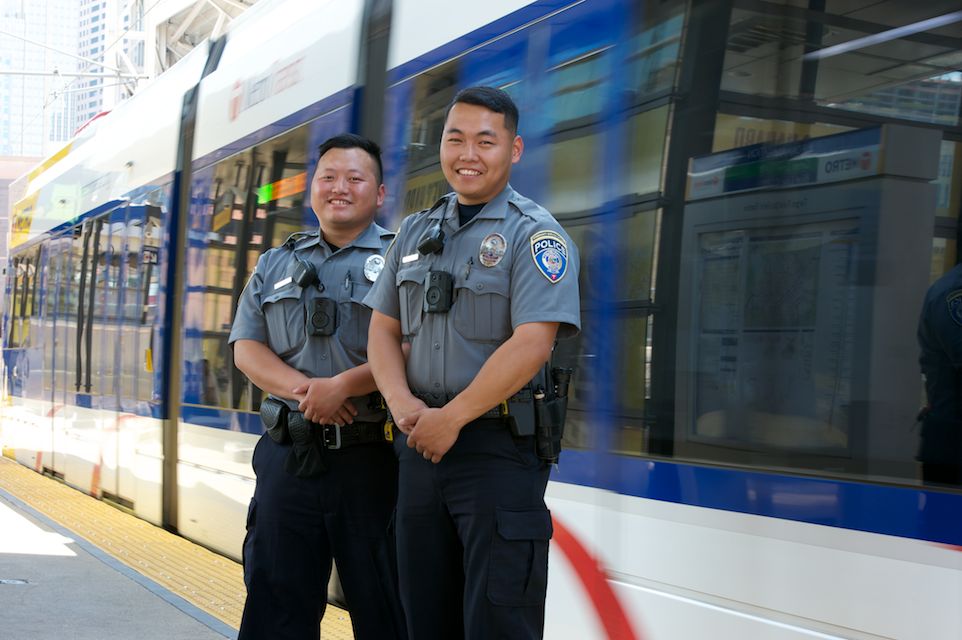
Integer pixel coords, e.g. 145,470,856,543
917,262,962,486
364,86,581,639
229,133,407,640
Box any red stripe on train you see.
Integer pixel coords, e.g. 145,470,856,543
552,516,642,640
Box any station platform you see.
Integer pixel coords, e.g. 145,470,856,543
0,454,355,639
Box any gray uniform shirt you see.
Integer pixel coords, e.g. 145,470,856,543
364,184,580,402
229,221,395,421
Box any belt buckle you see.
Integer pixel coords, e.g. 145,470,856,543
322,424,342,450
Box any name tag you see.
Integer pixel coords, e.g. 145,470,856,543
401,253,419,264
273,277,293,290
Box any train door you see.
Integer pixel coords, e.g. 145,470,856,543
97,206,128,502
62,211,111,495
114,204,143,506
45,233,75,479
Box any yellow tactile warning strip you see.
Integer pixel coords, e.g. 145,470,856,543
0,454,355,639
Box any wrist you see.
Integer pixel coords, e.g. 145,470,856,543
440,401,472,433
382,384,415,408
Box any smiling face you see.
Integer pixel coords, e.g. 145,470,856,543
309,146,385,241
440,102,523,206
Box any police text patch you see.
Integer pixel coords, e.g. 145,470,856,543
529,230,568,283
948,289,962,326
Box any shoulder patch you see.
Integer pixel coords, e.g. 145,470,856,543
530,230,568,283
948,289,962,326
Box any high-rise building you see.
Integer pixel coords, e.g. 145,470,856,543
75,0,146,131
0,0,81,156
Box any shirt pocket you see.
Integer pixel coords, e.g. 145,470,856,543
260,287,305,357
396,263,429,337
338,281,373,357
454,268,511,342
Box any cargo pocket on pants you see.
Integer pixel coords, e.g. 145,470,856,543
487,508,553,606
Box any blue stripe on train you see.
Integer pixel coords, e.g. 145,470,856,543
553,449,962,546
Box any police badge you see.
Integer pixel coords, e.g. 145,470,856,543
479,233,507,267
948,289,962,326
529,230,568,283
364,254,385,282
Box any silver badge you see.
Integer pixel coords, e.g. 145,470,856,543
364,254,385,282
479,233,507,267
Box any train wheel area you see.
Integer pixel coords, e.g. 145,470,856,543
0,454,356,639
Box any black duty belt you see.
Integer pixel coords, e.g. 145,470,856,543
412,388,532,418
285,412,388,450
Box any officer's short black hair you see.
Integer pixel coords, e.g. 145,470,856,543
444,86,519,135
316,133,383,183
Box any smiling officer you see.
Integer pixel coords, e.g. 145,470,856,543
230,134,406,640
366,87,581,639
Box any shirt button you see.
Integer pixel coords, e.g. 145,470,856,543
476,283,484,290
434,382,441,388
434,343,440,350
320,354,327,360
318,283,325,292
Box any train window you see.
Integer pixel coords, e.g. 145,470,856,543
41,244,59,398
399,61,459,216
930,238,958,284
116,208,142,405
66,226,84,394
137,207,162,404
626,106,670,197
20,248,40,351
51,236,75,404
188,123,312,410
632,0,962,487
7,257,23,349
628,13,682,100
936,140,961,220
97,211,126,400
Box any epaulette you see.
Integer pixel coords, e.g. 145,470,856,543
283,229,319,249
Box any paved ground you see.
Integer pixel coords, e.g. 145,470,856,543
0,490,231,640
0,455,355,640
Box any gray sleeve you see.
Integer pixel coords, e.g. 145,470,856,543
228,253,268,345
363,218,406,319
509,222,582,339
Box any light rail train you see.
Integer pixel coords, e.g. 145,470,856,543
4,0,962,638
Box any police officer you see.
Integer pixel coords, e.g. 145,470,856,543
365,87,581,639
917,262,962,485
230,134,406,640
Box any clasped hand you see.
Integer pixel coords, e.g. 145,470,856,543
396,404,459,464
292,378,356,426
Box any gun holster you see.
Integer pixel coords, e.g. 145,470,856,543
260,396,290,444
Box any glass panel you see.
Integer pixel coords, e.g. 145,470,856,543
712,113,853,153
626,106,670,196
137,207,162,403
930,237,958,283
633,0,962,488
190,123,311,410
721,2,962,127
936,140,962,219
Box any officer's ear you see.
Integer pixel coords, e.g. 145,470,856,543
511,135,524,165
376,183,386,208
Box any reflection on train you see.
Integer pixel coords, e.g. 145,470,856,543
3,0,961,638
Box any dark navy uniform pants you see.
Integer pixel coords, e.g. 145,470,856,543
394,420,552,640
238,434,407,640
